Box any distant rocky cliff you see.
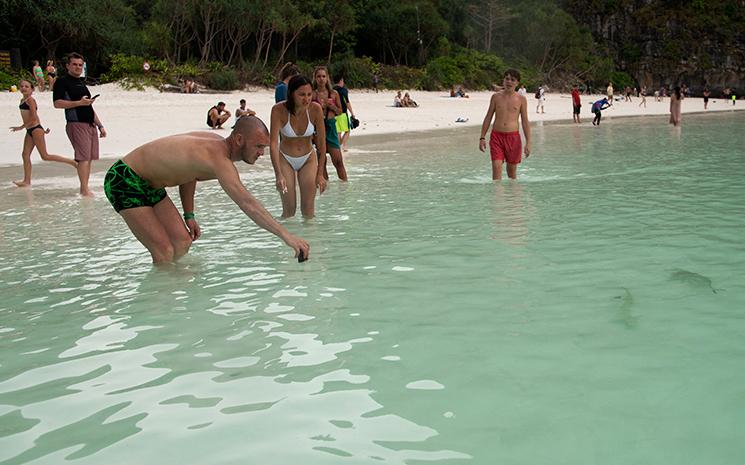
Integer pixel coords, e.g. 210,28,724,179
564,0,745,94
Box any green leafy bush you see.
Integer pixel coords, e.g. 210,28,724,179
380,64,425,90
423,48,506,90
610,71,636,90
330,56,377,88
0,67,28,91
205,69,240,90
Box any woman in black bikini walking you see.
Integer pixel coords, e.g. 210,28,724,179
10,79,76,187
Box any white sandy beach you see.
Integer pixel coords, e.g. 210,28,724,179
1,83,742,169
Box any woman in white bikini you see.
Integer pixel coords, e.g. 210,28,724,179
10,79,76,187
270,75,327,218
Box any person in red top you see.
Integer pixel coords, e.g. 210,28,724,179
571,85,581,123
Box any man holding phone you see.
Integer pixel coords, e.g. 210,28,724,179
53,52,106,197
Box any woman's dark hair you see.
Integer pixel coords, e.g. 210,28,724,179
674,86,681,99
285,75,312,114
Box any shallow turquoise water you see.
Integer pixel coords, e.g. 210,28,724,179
1,113,744,464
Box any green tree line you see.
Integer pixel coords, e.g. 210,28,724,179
4,0,735,91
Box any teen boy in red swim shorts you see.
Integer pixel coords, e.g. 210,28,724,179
478,69,532,180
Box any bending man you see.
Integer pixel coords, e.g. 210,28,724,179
104,116,309,264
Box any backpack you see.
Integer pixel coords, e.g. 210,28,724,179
535,88,541,99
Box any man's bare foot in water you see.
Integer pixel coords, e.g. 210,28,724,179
13,180,30,187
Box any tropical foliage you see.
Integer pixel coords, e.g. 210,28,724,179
1,0,741,90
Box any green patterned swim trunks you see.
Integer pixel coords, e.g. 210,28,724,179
104,159,167,213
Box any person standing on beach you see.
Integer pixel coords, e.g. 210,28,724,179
313,66,347,181
103,116,310,265
606,82,614,105
53,52,106,197
536,85,545,114
45,60,57,90
591,98,610,125
479,69,532,180
32,60,45,91
703,87,710,109
333,73,356,151
11,79,77,187
275,62,300,103
669,86,683,126
270,75,327,218
517,85,527,98
639,86,647,108
571,84,581,123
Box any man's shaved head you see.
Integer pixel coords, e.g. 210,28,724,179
232,115,269,138
230,115,270,164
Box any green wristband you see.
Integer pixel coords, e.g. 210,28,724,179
183,212,195,221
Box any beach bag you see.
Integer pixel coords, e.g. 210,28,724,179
534,89,541,99
350,116,360,129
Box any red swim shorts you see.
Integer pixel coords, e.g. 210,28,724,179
489,130,522,164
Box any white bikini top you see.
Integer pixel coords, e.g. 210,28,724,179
281,108,314,138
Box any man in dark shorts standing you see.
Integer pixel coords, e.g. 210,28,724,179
53,52,106,197
103,116,309,265
571,84,581,123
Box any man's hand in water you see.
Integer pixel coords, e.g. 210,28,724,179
186,218,201,241
317,175,327,194
285,234,310,261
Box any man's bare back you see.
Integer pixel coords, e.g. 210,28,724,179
123,132,229,188
104,117,309,265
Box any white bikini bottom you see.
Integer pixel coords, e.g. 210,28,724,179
281,148,313,171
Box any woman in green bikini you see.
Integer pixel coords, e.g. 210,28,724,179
10,79,77,187
312,66,347,181
32,60,45,92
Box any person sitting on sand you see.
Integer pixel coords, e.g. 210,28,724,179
103,116,309,265
456,86,469,98
207,102,231,129
394,91,403,107
11,79,77,187
182,79,197,94
402,92,418,107
236,99,257,119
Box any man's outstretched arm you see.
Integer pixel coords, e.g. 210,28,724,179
216,162,310,258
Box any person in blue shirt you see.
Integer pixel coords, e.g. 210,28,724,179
591,98,610,126
275,62,300,103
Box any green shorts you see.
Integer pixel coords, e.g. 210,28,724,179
325,118,341,151
335,113,350,133
104,159,167,213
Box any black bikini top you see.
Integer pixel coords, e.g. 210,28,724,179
19,100,30,110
